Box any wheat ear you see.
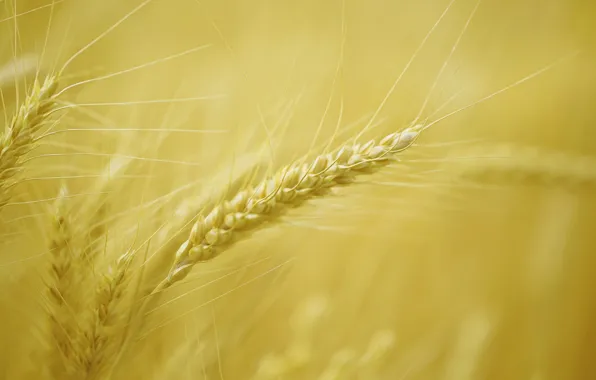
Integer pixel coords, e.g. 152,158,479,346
155,124,423,291
44,186,79,378
75,249,135,379
0,75,58,211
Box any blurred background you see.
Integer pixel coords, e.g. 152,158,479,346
1,0,595,379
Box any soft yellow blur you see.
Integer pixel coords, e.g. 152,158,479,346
1,0,595,379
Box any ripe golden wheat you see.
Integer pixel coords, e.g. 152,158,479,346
1,0,595,379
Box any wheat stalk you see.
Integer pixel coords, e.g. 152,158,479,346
154,124,423,291
0,75,58,211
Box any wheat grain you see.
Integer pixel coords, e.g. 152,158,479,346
0,75,58,212
155,124,423,291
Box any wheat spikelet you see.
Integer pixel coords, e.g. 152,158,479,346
155,124,423,290
44,186,80,378
74,249,135,380
0,75,58,212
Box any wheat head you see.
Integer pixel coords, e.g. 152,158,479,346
155,124,423,291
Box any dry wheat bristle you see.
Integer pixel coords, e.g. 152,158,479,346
44,186,80,378
0,75,59,211
74,249,136,380
155,125,423,290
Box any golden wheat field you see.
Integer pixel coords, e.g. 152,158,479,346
1,0,595,379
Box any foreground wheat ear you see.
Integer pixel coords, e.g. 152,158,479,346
155,124,424,291
0,74,59,211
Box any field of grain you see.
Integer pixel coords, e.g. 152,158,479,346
1,0,595,379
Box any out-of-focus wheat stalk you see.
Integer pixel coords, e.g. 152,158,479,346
0,75,58,212
44,186,80,378
75,249,135,380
